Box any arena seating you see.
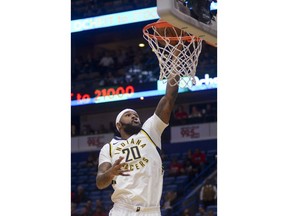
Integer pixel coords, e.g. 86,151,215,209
71,148,217,215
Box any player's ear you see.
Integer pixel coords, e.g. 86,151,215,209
116,122,121,131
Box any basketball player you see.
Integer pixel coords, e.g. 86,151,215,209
96,73,180,215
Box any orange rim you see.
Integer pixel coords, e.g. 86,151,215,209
143,21,202,42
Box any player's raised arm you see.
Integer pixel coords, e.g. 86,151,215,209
155,43,182,124
155,74,179,124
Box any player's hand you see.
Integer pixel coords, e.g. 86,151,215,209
110,156,130,177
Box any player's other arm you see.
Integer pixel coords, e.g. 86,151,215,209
96,156,130,189
155,75,179,124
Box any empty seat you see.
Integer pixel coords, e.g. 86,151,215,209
206,205,217,212
161,208,170,216
175,175,189,184
89,194,102,201
162,161,170,169
169,153,181,160
87,175,96,183
78,167,89,174
102,190,113,199
78,161,87,167
77,170,87,176
87,183,97,191
163,176,175,186
89,190,102,197
163,184,178,192
71,184,77,192
79,183,89,191
71,177,78,185
71,162,78,168
77,175,88,184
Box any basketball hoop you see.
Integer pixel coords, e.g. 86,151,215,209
143,21,203,87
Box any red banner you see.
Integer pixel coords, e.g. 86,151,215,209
171,123,216,143
71,133,114,152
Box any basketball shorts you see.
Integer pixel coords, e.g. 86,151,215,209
109,203,161,216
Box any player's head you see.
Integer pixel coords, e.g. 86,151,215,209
115,108,142,135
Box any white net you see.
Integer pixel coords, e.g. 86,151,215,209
143,21,203,87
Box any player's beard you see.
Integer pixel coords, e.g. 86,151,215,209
121,122,142,135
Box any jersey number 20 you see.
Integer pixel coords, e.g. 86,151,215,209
122,146,141,162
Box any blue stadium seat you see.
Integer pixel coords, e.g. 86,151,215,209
71,162,78,168
78,161,87,167
206,205,217,212
102,190,113,199
71,177,78,185
163,184,178,192
77,170,87,176
71,184,77,192
163,176,175,186
77,175,88,184
161,208,169,216
89,190,102,197
87,183,97,191
88,175,96,182
78,202,87,209
175,175,189,184
80,183,89,190
79,167,90,174
87,166,97,173
89,194,102,201
162,161,171,169
169,153,181,160
71,168,78,175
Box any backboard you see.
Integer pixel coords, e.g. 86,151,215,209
157,0,217,46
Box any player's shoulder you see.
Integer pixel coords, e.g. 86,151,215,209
142,113,167,128
107,136,125,146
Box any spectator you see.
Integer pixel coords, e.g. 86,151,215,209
162,191,177,215
98,51,114,73
182,158,197,179
104,71,117,86
199,179,217,211
81,124,95,135
93,199,107,215
93,208,107,216
71,202,80,216
115,49,128,69
95,199,105,210
189,148,206,173
188,105,202,123
71,124,78,137
202,103,216,122
198,206,207,216
98,124,109,134
85,152,98,168
182,208,192,216
72,185,89,205
169,158,185,176
174,105,189,121
207,210,215,216
198,207,215,216
81,200,94,216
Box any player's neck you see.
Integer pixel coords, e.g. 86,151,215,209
120,133,133,140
